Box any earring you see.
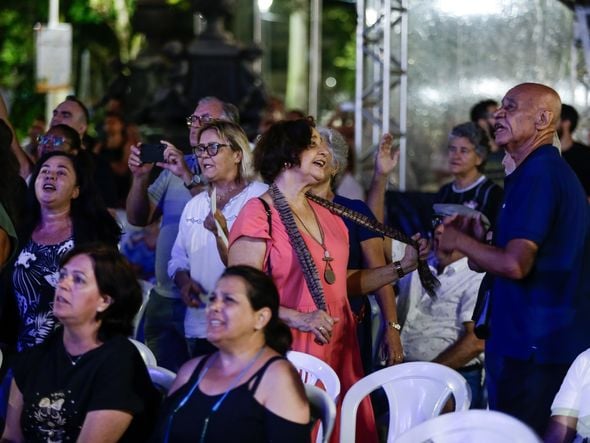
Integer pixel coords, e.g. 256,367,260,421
283,162,292,169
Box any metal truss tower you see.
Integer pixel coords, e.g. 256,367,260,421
355,0,408,190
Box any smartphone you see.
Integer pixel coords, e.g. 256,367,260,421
139,143,166,163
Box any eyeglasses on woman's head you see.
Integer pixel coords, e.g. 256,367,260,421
37,135,69,147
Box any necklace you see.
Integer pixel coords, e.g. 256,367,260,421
292,204,336,285
213,184,235,200
269,184,327,311
212,180,246,202
65,351,83,366
163,346,266,443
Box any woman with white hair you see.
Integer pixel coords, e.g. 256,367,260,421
167,121,267,358
309,128,422,370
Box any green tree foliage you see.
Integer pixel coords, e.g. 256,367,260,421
321,3,356,110
0,0,136,138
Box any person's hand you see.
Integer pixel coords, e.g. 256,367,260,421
380,328,404,366
294,310,339,345
374,133,400,177
445,214,487,240
466,213,488,242
203,210,228,239
414,233,429,260
400,233,427,273
128,144,154,177
179,279,206,308
158,141,192,180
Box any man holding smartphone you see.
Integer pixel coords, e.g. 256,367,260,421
126,96,239,371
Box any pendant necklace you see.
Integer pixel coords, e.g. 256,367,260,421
292,204,336,285
64,350,83,366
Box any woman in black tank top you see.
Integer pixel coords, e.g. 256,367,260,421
152,266,310,443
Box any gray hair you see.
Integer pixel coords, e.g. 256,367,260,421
318,127,349,178
448,122,489,171
198,96,240,124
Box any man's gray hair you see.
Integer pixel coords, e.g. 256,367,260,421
198,96,240,124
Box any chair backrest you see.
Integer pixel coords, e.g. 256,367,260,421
133,279,153,341
148,366,177,395
129,338,158,367
367,295,384,366
304,384,336,443
396,409,541,443
340,361,471,443
286,351,341,402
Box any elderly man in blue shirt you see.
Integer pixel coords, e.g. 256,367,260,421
438,82,590,436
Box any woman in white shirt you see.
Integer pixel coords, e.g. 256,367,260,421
167,121,267,357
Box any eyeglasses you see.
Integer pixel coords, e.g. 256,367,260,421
186,113,215,128
192,142,229,157
37,135,68,147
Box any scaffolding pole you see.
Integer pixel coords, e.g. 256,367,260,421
355,0,408,190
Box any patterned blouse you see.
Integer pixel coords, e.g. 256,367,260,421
12,238,74,351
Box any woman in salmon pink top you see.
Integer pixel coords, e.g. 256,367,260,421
228,117,377,443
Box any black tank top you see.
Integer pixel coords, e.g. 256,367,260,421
152,355,310,443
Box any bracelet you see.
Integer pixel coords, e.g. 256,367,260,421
387,321,401,331
393,261,405,279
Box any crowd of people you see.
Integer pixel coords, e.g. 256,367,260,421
0,81,588,443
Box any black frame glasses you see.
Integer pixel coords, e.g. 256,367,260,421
192,142,229,158
185,114,215,128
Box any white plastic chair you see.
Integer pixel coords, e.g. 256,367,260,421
287,351,341,443
148,366,177,394
305,384,337,443
340,361,471,443
367,295,384,364
287,351,341,401
396,409,541,443
133,279,153,340
129,338,158,367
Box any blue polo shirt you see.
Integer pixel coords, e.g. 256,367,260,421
487,145,590,363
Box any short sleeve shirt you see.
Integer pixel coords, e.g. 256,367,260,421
488,145,590,363
14,330,160,442
147,156,195,298
551,348,590,441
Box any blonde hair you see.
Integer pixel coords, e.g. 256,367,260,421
197,121,254,180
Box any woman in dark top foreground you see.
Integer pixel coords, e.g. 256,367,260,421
1,243,159,442
154,265,310,443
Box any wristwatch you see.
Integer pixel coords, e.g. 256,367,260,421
184,174,201,190
387,321,402,331
393,261,405,279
